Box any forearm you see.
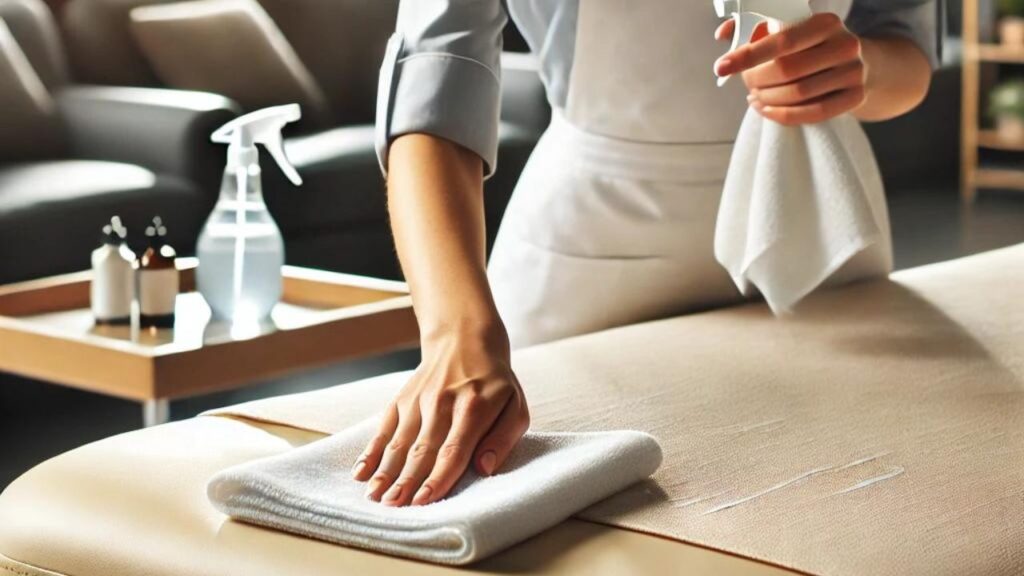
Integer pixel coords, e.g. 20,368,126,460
854,36,932,122
387,134,505,345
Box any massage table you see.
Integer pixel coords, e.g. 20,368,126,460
1,245,1022,576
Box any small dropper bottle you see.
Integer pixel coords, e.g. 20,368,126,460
138,216,179,329
91,216,136,325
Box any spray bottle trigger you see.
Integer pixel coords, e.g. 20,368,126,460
716,12,761,87
264,137,302,186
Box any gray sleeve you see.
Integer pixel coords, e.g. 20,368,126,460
846,0,941,69
376,0,507,177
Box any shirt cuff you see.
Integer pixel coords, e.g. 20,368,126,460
847,2,941,70
376,34,502,178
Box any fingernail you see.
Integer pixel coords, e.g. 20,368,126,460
383,483,403,503
351,460,367,478
365,478,384,500
413,485,433,505
761,105,774,113
746,93,757,103
480,451,497,476
715,57,732,75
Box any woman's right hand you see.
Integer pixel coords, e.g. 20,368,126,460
353,322,530,507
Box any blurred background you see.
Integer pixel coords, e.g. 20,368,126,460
0,0,1022,489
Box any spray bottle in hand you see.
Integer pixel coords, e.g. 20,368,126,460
713,0,812,87
710,0,892,314
197,104,303,323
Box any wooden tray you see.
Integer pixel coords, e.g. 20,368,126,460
0,259,418,403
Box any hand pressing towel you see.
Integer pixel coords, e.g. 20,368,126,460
207,420,662,565
714,108,893,314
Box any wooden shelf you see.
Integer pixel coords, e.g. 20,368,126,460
977,130,1024,151
970,43,1024,63
971,167,1024,190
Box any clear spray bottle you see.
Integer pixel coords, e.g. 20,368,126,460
197,104,303,323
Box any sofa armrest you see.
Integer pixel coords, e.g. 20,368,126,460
500,52,550,135
56,86,240,190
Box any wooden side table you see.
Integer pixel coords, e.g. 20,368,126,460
0,260,418,427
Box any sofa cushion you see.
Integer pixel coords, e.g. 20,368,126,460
0,160,206,283
0,0,69,90
0,18,65,162
129,0,332,129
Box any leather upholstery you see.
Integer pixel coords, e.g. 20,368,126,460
0,160,204,283
56,85,239,191
0,0,67,90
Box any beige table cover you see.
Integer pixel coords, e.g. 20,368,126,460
1,245,1022,575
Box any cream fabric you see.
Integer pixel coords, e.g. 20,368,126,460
208,244,1024,575
208,422,662,565
0,421,787,576
129,0,332,127
0,246,1022,575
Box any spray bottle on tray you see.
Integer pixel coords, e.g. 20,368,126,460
196,104,303,323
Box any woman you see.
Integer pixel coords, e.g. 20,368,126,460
352,0,938,507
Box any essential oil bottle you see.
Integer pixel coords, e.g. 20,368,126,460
138,216,179,329
91,216,135,325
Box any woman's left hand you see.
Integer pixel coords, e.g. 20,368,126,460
715,13,867,126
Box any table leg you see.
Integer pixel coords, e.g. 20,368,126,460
143,398,170,428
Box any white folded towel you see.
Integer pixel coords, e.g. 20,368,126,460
207,420,662,565
714,108,891,313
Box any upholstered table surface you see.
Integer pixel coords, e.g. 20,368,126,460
1,244,1021,576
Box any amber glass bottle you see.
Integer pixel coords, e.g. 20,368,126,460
138,217,179,328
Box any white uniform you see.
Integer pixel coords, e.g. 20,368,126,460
377,0,940,348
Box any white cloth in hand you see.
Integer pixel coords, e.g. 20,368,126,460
715,108,892,313
208,419,662,565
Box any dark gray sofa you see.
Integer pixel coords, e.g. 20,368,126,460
0,0,238,284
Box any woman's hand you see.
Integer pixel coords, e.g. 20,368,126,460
353,326,530,507
715,13,866,126
373,133,531,506
715,13,932,124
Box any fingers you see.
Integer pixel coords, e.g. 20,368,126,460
750,60,865,107
741,32,861,89
409,390,506,506
715,18,734,41
364,407,421,502
752,86,866,126
473,391,530,477
380,401,453,507
716,19,769,43
352,403,398,481
717,12,845,78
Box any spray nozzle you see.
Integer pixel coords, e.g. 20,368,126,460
714,0,812,87
212,104,303,186
102,216,128,244
145,216,167,239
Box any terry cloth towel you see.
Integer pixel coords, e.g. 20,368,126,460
207,419,662,565
714,106,891,314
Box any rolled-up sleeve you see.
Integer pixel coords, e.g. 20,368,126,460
846,0,941,69
376,0,507,177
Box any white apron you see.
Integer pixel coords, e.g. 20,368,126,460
488,0,890,349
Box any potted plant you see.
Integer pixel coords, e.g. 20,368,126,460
989,80,1024,142
999,0,1024,45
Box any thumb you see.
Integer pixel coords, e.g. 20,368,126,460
473,394,530,476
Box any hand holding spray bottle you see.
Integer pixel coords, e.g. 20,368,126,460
197,104,303,324
710,0,892,314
